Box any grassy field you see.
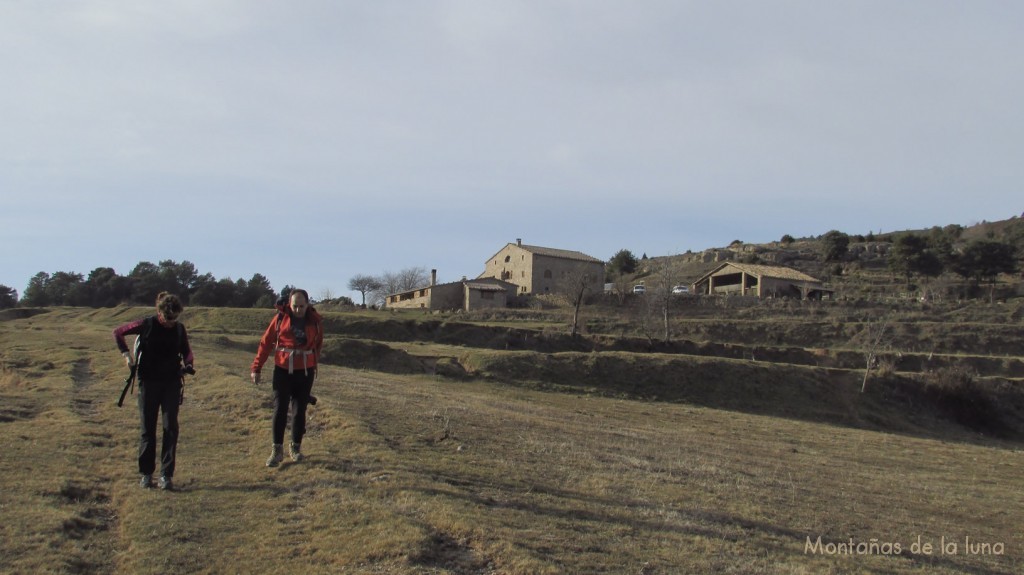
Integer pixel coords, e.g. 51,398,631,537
1,306,1021,574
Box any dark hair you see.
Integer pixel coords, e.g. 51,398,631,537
289,289,310,303
156,292,183,318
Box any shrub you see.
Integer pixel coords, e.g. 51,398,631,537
920,366,1005,435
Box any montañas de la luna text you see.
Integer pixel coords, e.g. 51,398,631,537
805,536,1005,556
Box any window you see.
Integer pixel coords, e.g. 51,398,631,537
504,255,511,263
481,291,494,300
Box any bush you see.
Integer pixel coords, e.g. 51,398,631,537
920,366,1005,435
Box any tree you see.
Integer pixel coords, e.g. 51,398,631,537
888,234,943,286
555,268,595,338
348,274,383,307
780,234,795,245
159,260,199,301
0,285,17,309
21,272,51,306
192,277,239,307
239,273,275,308
821,230,850,262
606,249,639,278
856,317,892,393
129,261,164,305
952,240,1019,303
374,267,429,307
84,267,132,307
52,272,89,306
398,267,430,292
927,228,958,269
646,256,688,344
192,274,225,306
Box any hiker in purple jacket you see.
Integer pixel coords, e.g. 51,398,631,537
113,292,194,491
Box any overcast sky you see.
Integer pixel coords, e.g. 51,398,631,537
3,1,1022,300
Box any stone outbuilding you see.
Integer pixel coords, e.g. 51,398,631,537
386,270,519,311
692,262,832,299
479,239,606,296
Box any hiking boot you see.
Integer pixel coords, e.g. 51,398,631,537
140,474,153,489
289,442,303,462
266,444,284,467
159,476,173,491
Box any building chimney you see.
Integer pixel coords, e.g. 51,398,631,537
516,238,522,246
431,269,437,286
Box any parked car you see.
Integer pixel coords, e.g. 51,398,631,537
672,285,690,295
632,285,646,294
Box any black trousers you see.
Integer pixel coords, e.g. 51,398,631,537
137,377,181,478
271,365,315,445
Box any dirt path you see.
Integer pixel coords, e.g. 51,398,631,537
58,358,121,575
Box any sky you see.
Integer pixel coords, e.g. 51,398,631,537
3,1,1022,300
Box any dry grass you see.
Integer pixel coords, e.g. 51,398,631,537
1,308,1021,574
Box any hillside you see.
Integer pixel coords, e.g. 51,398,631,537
638,214,1024,300
1,306,1022,574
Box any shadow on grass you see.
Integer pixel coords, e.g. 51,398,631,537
409,469,1018,575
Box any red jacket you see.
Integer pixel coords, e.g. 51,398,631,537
251,305,324,375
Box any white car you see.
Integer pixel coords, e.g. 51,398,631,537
672,285,690,295
632,285,646,294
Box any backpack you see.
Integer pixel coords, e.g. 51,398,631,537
271,298,321,354
118,317,186,407
270,298,321,405
135,316,185,365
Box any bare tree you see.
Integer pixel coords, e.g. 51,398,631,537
854,316,892,393
372,267,430,308
646,255,688,343
612,274,634,306
348,274,383,307
397,266,430,291
555,268,595,338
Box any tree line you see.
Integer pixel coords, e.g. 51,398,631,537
605,225,1020,299
0,262,435,311
820,227,1020,296
0,260,281,310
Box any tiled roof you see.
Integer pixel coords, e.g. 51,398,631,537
465,283,507,292
518,244,603,263
698,262,822,283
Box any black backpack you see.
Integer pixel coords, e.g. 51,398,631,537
117,317,187,407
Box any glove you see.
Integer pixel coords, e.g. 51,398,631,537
180,365,196,377
251,371,261,385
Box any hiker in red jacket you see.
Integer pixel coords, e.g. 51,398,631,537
250,289,323,467
113,292,194,491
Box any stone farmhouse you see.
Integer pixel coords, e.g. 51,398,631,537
692,262,832,299
386,270,519,312
479,239,606,296
385,240,606,311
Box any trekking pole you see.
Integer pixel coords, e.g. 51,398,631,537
309,364,318,406
117,350,142,407
117,364,137,407
179,365,196,405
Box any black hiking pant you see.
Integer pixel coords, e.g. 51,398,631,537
138,376,181,478
271,365,314,445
